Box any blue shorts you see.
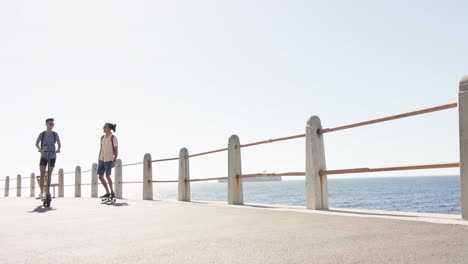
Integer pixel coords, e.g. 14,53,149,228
98,160,113,175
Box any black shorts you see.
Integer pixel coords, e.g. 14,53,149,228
40,158,56,167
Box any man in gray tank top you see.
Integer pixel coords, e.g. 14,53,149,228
35,118,61,199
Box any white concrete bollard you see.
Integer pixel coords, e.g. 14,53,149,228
306,116,329,210
228,135,243,205
115,159,122,199
91,163,98,198
58,169,64,198
4,176,9,197
16,174,21,197
458,75,468,220
143,153,153,200
30,173,35,197
178,148,190,202
75,166,81,198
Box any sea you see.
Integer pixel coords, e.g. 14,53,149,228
95,175,461,215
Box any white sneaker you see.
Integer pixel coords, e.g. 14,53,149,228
36,192,44,200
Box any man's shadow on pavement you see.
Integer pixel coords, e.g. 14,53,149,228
28,206,57,213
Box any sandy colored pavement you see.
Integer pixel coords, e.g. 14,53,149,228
1,197,468,264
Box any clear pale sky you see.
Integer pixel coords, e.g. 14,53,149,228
0,0,466,182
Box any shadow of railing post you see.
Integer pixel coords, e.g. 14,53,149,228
178,148,190,202
91,163,98,198
143,153,153,200
306,116,328,210
115,159,122,199
16,174,21,197
5,176,9,197
459,75,468,220
75,166,81,198
30,173,35,197
228,135,243,205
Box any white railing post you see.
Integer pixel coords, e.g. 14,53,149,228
30,173,35,197
16,174,21,197
115,159,122,199
58,169,64,198
228,135,243,205
91,163,98,198
178,148,190,202
458,75,468,220
75,166,81,198
306,116,329,210
5,176,9,197
143,154,153,200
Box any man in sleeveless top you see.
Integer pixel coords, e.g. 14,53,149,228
35,118,61,199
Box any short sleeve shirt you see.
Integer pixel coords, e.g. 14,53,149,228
99,134,118,162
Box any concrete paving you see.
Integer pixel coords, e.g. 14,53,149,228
1,197,468,264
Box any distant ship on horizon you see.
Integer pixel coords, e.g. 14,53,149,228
218,175,282,183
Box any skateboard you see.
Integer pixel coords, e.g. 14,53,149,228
101,194,116,203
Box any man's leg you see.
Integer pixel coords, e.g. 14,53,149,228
105,162,114,194
99,174,110,194
106,174,114,193
46,166,54,194
39,165,46,194
97,161,110,195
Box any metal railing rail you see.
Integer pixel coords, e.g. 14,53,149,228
189,177,227,182
153,180,178,183
151,157,178,163
320,162,460,176
319,103,457,134
189,148,228,158
121,181,143,184
122,162,143,167
238,172,306,179
239,134,306,149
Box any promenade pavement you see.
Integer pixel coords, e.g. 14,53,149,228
1,198,467,264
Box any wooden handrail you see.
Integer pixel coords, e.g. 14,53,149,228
238,172,305,178
122,162,143,167
152,157,179,163
319,103,457,134
240,134,306,148
121,181,144,184
153,180,179,183
189,148,228,158
320,162,460,176
189,177,227,182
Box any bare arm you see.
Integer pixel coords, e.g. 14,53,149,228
56,139,61,153
113,146,118,162
98,138,101,161
35,134,41,151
